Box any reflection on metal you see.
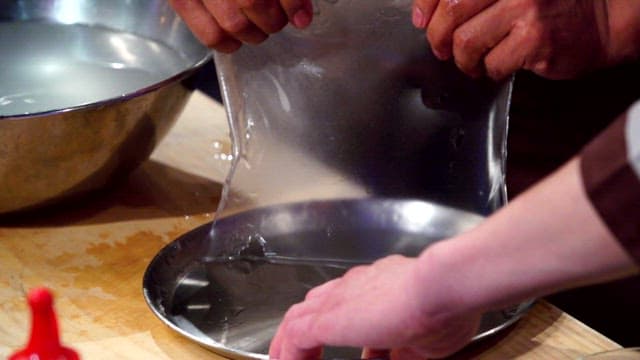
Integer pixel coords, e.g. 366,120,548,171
146,0,521,358
0,0,210,214
215,0,512,219
144,199,534,359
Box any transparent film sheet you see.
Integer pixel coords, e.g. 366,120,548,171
214,0,511,225
141,2,522,357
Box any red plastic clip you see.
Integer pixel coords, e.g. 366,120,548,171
10,287,80,360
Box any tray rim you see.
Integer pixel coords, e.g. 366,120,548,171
143,199,534,359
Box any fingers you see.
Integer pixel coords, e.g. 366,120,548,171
413,0,531,80
483,30,528,81
269,300,324,359
280,0,314,29
171,0,313,53
272,318,323,360
426,0,497,60
412,0,438,29
281,317,324,360
169,0,241,52
238,0,288,34
450,0,512,78
203,0,268,44
305,278,340,300
271,277,342,358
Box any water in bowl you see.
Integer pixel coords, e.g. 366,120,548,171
170,257,351,349
0,21,193,116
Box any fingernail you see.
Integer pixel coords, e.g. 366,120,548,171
292,9,312,29
432,48,450,61
412,6,426,28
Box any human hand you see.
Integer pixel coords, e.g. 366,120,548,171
268,255,481,360
411,0,611,80
269,152,640,360
169,0,313,52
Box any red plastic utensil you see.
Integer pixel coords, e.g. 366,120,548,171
10,287,80,360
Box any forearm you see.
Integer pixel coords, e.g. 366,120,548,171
606,0,640,66
415,158,638,316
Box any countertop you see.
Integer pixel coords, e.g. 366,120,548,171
0,91,622,359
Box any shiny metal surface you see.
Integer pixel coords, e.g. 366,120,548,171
215,0,511,218
0,0,209,214
144,199,533,359
145,1,522,358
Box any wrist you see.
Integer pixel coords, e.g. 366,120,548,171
413,226,524,319
412,236,488,320
413,159,638,321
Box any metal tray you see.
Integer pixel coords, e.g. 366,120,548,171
143,199,532,359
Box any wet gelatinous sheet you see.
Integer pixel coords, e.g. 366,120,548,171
214,0,511,224
143,1,521,358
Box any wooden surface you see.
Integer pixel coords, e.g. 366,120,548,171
0,91,622,359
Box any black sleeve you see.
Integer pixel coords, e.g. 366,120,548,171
580,101,640,262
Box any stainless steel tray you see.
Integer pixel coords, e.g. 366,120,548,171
143,199,532,359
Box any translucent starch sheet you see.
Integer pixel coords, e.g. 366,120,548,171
142,2,523,358
212,0,511,255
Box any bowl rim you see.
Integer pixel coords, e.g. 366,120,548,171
0,20,212,121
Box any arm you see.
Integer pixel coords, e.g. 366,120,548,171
417,157,637,320
412,0,640,80
414,101,640,354
269,105,640,359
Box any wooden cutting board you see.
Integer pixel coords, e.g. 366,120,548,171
0,91,621,359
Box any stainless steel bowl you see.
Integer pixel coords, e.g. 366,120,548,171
143,198,533,359
0,0,209,214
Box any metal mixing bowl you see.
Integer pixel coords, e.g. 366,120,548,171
0,0,209,214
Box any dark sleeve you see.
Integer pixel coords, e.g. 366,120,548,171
580,101,640,262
